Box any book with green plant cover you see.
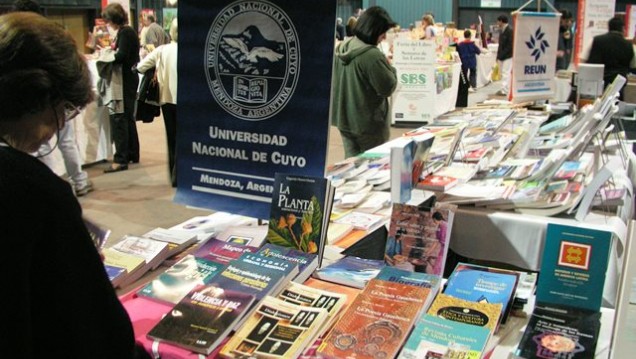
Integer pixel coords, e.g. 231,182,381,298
267,173,335,266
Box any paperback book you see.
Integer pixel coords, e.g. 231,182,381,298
147,285,255,355
111,235,171,271
215,224,268,247
397,314,491,359
444,262,519,325
193,238,257,265
101,247,145,288
384,202,455,277
220,296,329,359
390,138,415,204
104,264,127,287
137,254,224,304
318,279,429,359
375,266,441,311
267,173,335,266
427,293,503,333
312,256,386,289
332,211,386,231
257,243,319,283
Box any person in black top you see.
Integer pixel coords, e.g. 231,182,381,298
556,9,574,71
587,16,635,94
496,15,513,96
102,2,141,173
0,12,149,358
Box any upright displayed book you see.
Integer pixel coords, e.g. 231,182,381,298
397,314,491,359
257,243,319,283
515,224,612,358
384,202,455,277
318,279,429,359
390,138,415,204
147,284,255,355
312,256,386,289
220,296,329,359
444,262,519,325
137,254,224,304
267,173,335,266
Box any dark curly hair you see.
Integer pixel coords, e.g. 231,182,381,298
0,12,92,122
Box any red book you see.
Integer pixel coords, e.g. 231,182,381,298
417,175,458,191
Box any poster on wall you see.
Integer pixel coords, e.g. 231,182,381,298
510,12,560,103
391,40,437,124
175,0,336,219
574,0,616,65
626,4,636,39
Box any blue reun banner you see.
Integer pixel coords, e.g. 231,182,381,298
175,0,336,219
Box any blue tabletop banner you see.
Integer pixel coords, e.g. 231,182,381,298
175,0,336,219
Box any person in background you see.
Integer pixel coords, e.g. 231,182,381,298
457,29,481,92
556,9,574,71
138,13,148,57
586,16,634,94
421,14,436,40
0,12,149,359
102,2,140,173
345,16,357,37
11,0,93,196
143,14,169,53
496,14,513,96
335,17,345,41
331,6,397,158
137,18,179,187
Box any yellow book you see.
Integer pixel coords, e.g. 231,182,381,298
427,293,502,333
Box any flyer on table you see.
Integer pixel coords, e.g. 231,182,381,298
175,0,336,219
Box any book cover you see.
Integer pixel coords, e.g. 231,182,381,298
220,296,329,359
384,203,455,277
104,264,127,287
417,175,458,192
411,135,436,186
536,224,612,312
137,255,225,304
267,173,335,266
312,256,386,289
302,278,362,309
444,262,519,324
111,235,170,270
326,222,354,244
215,225,268,247
235,252,300,284
102,247,145,287
390,138,415,204
332,210,386,231
257,243,319,283
193,238,257,265
318,279,428,359
514,304,602,359
147,285,255,355
397,314,491,359
427,293,503,333
375,266,441,298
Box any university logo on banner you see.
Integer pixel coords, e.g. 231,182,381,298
175,0,336,219
511,12,560,103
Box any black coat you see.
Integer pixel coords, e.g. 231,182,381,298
587,31,634,86
497,25,513,61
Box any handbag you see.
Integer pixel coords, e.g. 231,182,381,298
136,67,161,123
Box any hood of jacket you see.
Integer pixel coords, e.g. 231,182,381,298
335,37,377,65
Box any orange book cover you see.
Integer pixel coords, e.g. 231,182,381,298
317,279,428,359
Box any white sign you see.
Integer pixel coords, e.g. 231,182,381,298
481,0,502,8
575,0,616,64
511,12,561,103
391,40,437,123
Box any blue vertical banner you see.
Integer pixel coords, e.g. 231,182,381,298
175,0,336,219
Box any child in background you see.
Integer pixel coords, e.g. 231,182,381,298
457,29,481,92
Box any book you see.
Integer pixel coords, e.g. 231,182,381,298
397,314,491,359
142,227,198,260
302,278,362,309
444,262,519,325
267,173,335,267
83,217,110,249
110,235,171,271
101,247,146,288
417,175,458,191
332,211,386,231
193,238,257,265
104,264,127,287
257,243,319,283
147,285,255,355
375,266,441,311
514,304,602,359
220,296,329,359
536,224,612,312
427,293,503,333
326,222,354,244
137,255,224,304
390,138,415,204
411,135,436,185
384,203,455,277
318,279,429,359
277,281,348,336
215,224,268,247
312,256,386,289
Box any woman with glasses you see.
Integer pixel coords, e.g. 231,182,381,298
0,12,148,358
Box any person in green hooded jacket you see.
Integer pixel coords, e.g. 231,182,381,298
331,6,398,158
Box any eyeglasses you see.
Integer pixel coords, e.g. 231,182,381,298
63,102,81,122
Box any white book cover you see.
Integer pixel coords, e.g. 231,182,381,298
111,235,169,266
142,227,197,245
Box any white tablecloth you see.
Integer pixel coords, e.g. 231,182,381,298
476,52,497,88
